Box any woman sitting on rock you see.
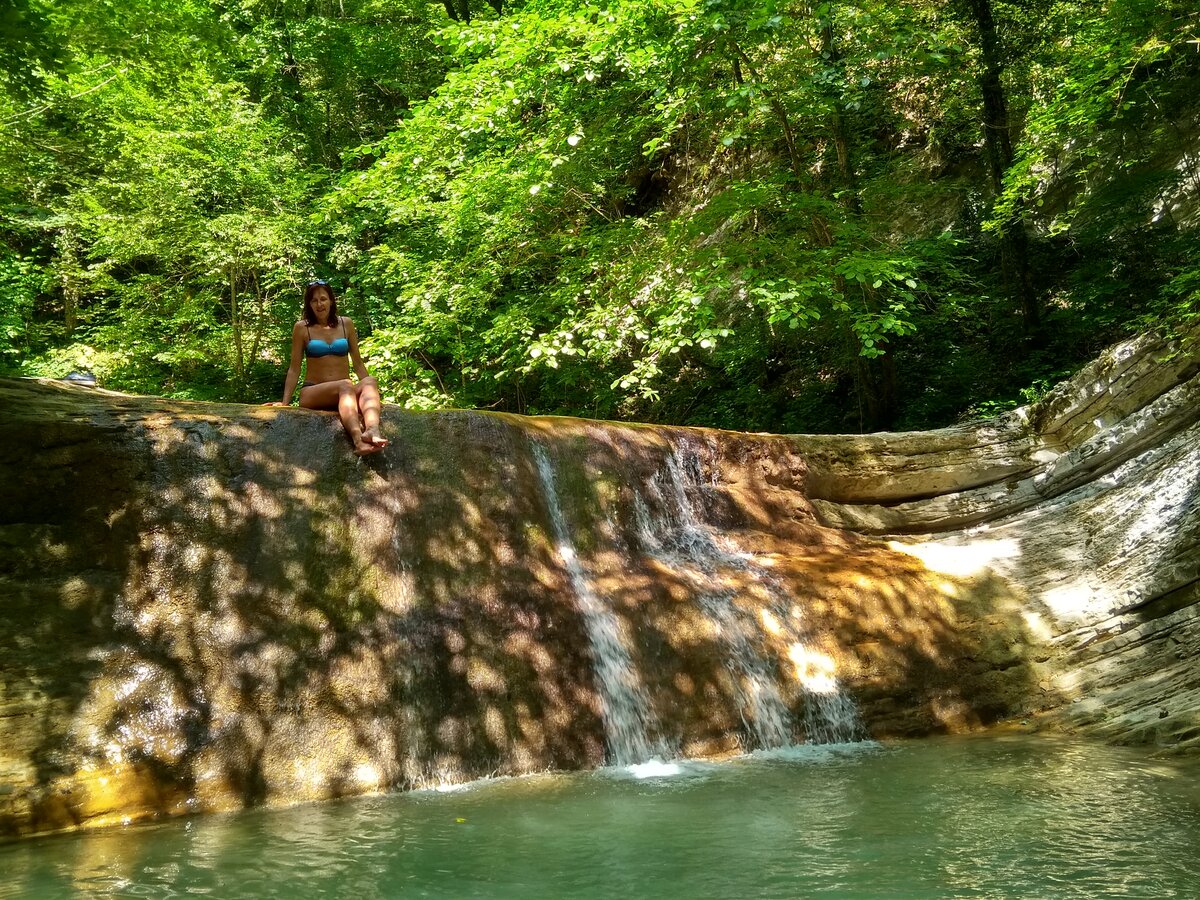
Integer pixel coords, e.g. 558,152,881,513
267,280,388,456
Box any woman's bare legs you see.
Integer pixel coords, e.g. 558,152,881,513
300,380,379,455
356,376,388,447
338,382,378,455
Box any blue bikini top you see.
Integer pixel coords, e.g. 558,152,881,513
305,318,350,358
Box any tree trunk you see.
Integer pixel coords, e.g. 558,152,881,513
442,0,470,22
819,4,896,430
855,352,899,432
247,268,266,370
59,232,79,336
820,17,864,217
230,265,245,381
964,0,1039,331
728,41,805,184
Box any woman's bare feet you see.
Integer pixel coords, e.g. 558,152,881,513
362,426,389,448
353,439,383,456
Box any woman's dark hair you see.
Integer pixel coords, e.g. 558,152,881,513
302,280,339,326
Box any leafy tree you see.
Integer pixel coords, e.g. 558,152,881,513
22,73,314,398
3,0,1194,428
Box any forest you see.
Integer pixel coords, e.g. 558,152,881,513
2,0,1197,433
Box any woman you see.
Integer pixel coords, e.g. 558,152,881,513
267,280,388,456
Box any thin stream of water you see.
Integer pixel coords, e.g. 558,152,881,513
533,436,864,761
531,443,667,765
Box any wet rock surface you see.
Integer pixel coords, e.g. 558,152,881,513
1,324,1196,838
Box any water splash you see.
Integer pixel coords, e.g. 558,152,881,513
531,443,667,766
788,643,866,743
623,759,685,779
805,691,866,745
636,437,864,746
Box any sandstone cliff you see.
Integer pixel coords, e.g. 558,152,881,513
806,325,1200,751
1,324,1196,838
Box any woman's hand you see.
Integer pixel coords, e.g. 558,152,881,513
263,400,287,407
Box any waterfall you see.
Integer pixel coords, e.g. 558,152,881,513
637,438,864,746
805,690,865,746
531,443,667,766
697,592,793,749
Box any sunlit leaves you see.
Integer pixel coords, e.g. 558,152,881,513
5,0,1192,425
51,75,314,394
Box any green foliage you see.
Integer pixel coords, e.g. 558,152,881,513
2,0,61,100
321,0,962,425
219,0,450,165
0,249,42,374
41,73,317,398
3,0,1196,427
994,0,1198,230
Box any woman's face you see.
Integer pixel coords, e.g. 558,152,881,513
310,288,333,323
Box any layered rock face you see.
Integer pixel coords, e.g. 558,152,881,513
1,325,1196,838
806,326,1200,751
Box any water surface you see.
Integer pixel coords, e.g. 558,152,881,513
4,734,1199,898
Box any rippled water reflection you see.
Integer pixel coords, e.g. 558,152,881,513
5,734,1200,898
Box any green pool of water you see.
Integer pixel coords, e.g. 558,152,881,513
5,734,1200,898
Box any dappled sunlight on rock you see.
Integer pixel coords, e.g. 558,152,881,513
887,537,1021,579
0,386,1002,833
787,644,839,695
2,324,1197,839
759,608,783,636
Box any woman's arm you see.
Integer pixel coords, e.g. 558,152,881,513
266,322,306,405
346,317,372,381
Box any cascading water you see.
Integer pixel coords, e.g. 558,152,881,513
805,689,866,746
636,437,864,746
697,592,793,748
531,443,668,766
32,356,1190,840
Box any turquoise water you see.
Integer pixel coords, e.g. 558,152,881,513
4,734,1200,898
